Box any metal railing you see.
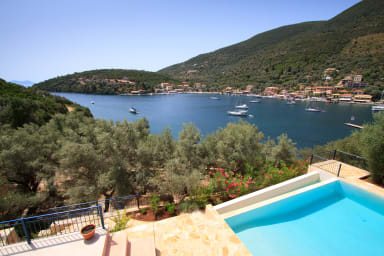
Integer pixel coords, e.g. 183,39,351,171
49,195,140,218
310,153,342,177
310,149,368,177
334,150,368,170
0,205,104,247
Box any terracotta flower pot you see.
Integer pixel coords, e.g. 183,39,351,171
80,224,96,240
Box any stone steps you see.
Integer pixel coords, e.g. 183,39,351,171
102,229,156,256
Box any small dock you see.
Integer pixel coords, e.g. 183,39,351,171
344,123,363,129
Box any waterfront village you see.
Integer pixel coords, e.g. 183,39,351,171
133,72,378,105
74,68,381,104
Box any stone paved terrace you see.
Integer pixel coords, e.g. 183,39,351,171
0,206,250,256
125,205,251,256
0,228,107,256
310,159,370,179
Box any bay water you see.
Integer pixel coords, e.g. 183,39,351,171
54,93,373,148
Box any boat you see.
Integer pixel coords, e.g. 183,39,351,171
130,107,138,114
305,102,321,112
250,100,260,103
305,107,321,112
227,110,248,116
210,96,220,100
286,99,296,105
372,105,384,111
235,104,249,109
90,100,95,104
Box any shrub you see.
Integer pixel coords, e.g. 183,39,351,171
111,210,131,233
209,168,256,200
149,194,160,216
261,160,308,187
165,203,175,215
190,186,212,209
178,200,200,213
140,208,147,215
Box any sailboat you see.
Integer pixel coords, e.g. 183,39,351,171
372,90,384,111
228,96,249,116
305,101,321,112
227,110,248,116
235,104,249,109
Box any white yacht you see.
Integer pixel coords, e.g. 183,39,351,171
372,105,384,111
305,102,321,112
227,110,248,116
235,104,249,109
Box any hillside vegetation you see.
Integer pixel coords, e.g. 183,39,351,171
0,78,91,128
33,69,181,94
160,0,384,90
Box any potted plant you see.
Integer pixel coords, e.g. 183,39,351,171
80,224,96,240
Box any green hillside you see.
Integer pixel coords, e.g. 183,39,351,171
33,69,181,94
0,78,91,128
159,0,384,90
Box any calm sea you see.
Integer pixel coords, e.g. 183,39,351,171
54,93,374,149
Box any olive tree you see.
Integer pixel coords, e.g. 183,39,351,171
57,117,150,211
210,120,265,171
270,133,297,165
361,114,384,185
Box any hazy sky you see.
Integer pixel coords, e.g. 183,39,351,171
0,0,361,82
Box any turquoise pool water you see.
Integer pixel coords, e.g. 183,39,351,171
226,181,384,256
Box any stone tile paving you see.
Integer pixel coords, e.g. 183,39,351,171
126,205,251,256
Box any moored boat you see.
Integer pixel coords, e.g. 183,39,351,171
372,105,384,111
227,110,248,116
305,101,321,112
305,107,321,112
130,107,138,114
235,104,249,109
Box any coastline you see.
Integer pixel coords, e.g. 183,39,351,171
53,91,376,106
118,92,375,106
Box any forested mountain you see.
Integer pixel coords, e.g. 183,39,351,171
160,0,384,90
33,69,181,94
0,78,91,128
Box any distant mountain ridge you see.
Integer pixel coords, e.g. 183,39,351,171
33,69,181,94
10,80,34,87
159,0,384,90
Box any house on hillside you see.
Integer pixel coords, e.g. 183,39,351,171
264,87,279,95
339,74,367,88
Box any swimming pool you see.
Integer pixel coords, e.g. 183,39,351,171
226,181,384,256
